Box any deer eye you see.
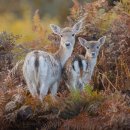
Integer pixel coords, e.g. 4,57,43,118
72,34,75,36
97,46,99,49
87,47,89,49
60,35,63,37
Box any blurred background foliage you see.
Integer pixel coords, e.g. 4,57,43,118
1,0,127,44
0,0,90,43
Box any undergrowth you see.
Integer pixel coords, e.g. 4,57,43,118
0,0,130,130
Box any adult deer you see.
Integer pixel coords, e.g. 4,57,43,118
23,21,82,101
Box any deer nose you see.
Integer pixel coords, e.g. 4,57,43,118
65,42,71,47
92,52,95,57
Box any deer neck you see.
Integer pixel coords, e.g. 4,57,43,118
54,45,73,68
85,54,98,76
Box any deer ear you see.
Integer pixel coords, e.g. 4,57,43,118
50,24,61,35
78,37,88,48
98,36,106,46
72,21,82,34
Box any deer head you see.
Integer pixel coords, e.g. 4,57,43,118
50,21,82,51
78,36,106,59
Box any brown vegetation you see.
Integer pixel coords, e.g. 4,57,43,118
0,0,130,130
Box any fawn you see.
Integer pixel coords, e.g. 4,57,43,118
23,21,82,101
63,36,106,91
62,54,88,91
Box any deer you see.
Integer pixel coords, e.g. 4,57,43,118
62,54,89,91
23,21,82,101
62,36,106,91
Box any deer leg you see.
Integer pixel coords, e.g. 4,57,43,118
39,84,49,101
26,81,38,97
66,82,71,91
50,82,59,102
31,83,38,97
50,82,58,96
77,78,84,91
71,78,77,91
